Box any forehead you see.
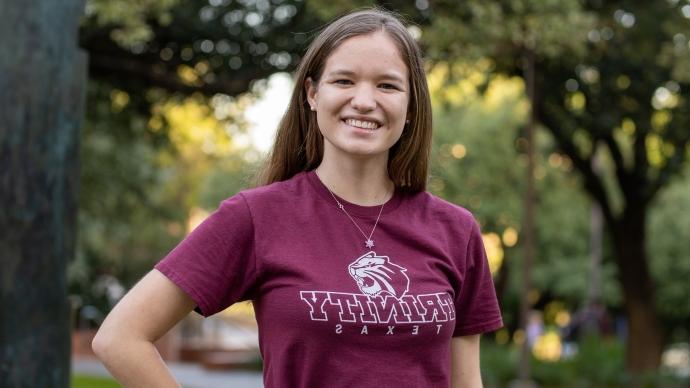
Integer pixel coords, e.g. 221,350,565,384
321,32,408,79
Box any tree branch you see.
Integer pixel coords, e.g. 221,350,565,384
88,53,278,97
538,102,617,226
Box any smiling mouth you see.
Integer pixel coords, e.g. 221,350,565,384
343,118,380,130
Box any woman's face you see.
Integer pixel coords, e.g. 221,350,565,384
306,32,410,163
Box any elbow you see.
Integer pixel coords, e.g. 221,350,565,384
91,327,115,362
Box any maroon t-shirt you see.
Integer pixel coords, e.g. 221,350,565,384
155,170,502,388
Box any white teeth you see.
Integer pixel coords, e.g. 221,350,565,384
345,118,378,129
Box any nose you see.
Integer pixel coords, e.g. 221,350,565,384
350,84,376,112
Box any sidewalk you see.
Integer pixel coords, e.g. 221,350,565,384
72,357,264,388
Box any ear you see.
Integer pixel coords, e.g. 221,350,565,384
305,77,317,110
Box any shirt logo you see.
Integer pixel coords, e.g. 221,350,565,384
348,251,410,298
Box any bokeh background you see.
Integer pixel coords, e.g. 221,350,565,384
2,0,690,387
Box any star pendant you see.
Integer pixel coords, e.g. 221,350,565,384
365,239,375,249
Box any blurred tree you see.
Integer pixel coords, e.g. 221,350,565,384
428,68,526,306
70,81,182,311
422,0,690,372
73,0,326,308
428,44,690,362
71,81,257,311
649,165,690,340
80,0,322,98
428,66,624,336
0,0,86,387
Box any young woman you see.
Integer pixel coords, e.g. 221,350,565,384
92,8,502,388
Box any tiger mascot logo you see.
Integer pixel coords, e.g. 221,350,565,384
348,251,410,298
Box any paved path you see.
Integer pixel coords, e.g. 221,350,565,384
72,357,264,388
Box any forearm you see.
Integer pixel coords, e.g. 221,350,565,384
91,270,197,386
451,335,483,388
451,368,483,388
94,338,180,388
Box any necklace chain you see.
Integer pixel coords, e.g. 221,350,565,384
315,171,387,249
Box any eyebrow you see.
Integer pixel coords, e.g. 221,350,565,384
326,69,406,84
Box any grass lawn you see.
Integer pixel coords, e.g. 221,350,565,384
71,375,120,388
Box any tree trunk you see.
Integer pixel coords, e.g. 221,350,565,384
516,48,537,386
0,1,86,387
610,206,664,373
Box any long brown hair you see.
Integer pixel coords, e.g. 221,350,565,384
255,8,432,193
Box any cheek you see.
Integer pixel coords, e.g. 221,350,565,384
392,95,410,120
391,100,409,125
319,87,346,104
315,110,340,135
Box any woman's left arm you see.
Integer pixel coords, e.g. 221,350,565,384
451,335,483,388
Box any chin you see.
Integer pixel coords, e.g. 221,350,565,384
333,144,386,158
322,135,396,160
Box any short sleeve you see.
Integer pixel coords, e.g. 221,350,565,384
453,219,503,336
154,193,258,317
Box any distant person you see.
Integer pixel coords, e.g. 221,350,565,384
526,310,544,348
563,300,613,341
92,7,502,388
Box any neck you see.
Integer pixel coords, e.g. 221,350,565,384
315,157,394,207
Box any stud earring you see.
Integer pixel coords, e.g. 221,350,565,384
310,105,316,111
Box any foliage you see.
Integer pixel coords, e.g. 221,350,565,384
422,0,690,232
71,375,119,388
482,337,688,387
428,57,690,337
528,134,622,308
85,0,179,47
81,0,324,98
69,79,255,313
70,80,177,311
649,166,690,336
423,0,596,63
429,66,527,231
428,66,619,324
420,0,690,370
301,0,423,22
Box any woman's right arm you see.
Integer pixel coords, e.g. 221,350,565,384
92,269,196,387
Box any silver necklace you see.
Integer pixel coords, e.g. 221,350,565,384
315,171,387,249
